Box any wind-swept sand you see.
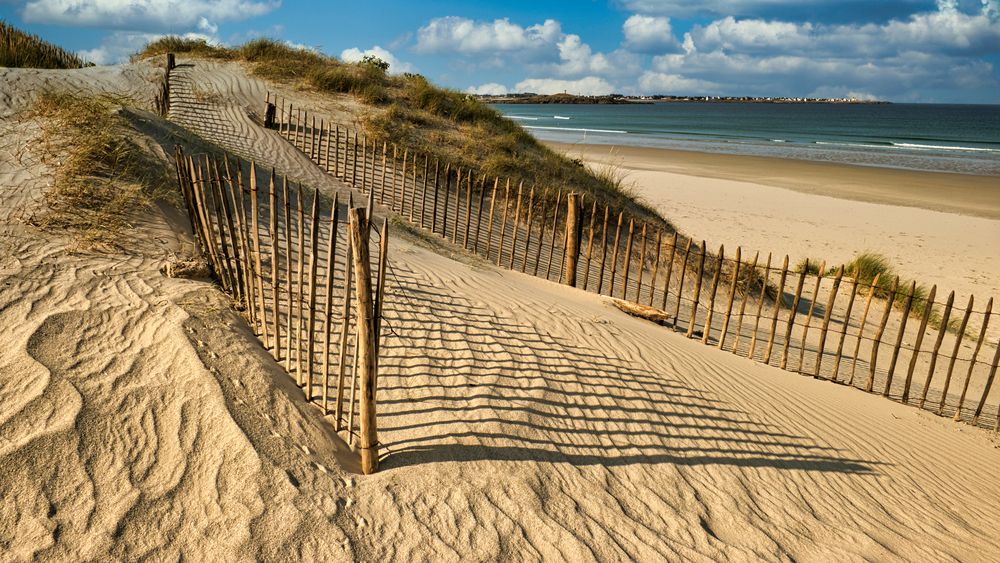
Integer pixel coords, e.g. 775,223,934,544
2,61,999,560
549,142,1000,307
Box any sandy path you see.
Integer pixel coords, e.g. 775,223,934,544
2,61,999,561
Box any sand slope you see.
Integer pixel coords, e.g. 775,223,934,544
1,61,999,561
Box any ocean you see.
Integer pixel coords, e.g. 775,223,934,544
490,103,1000,176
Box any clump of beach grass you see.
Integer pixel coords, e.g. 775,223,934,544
29,91,174,248
1,20,85,69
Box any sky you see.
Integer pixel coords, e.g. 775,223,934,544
2,0,999,103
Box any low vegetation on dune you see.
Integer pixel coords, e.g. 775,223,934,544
1,20,85,69
29,91,174,247
134,37,667,228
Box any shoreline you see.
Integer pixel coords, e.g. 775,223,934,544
545,140,1000,304
545,141,1000,220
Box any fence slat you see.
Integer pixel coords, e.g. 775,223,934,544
954,298,993,420
304,188,320,400
583,200,598,292
508,182,523,270
546,191,564,281
763,255,790,365
848,273,882,386
747,253,771,359
867,276,900,392
348,208,378,475
796,261,826,373
814,265,843,378
608,212,624,297
920,290,955,408
902,285,936,402
621,219,636,301
673,239,693,327
660,233,679,312
885,281,917,396
321,194,339,414
718,247,741,350
636,223,649,302
971,338,1000,425
830,269,859,381
687,241,707,338
940,295,975,414
702,245,724,344
780,262,809,370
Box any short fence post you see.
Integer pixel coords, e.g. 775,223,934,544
564,192,581,286
348,208,378,475
166,52,175,70
264,102,276,129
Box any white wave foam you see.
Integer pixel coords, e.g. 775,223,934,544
505,115,539,121
892,142,999,153
523,125,627,134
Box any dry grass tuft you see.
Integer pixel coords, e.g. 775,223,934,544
30,91,174,248
1,20,85,69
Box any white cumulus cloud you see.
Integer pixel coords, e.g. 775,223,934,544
414,16,561,54
622,14,680,52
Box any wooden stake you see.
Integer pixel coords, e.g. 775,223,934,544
463,170,473,249
295,187,306,383
796,261,826,373
702,245,725,344
422,155,431,230
608,211,624,296
304,188,320,400
884,281,917,396
647,229,662,307
620,219,636,300
583,200,598,292
432,160,442,234
920,290,954,408
813,265,843,378
939,295,974,414
373,218,389,381
508,182,523,270
848,273,882,386
400,148,409,214
268,170,280,360
545,190,564,280
660,233,679,311
830,269,860,381
474,174,486,254
335,197,355,431
902,285,936,402
635,223,649,302
954,297,993,420
718,247,742,350
485,177,499,262
496,177,510,267
321,195,339,414
746,253,771,359
564,192,582,286
451,168,462,244
283,179,294,369
780,261,810,370
522,186,537,273
348,208,378,474
596,205,611,295
443,164,452,241
763,255,790,365
866,276,899,392
251,164,270,350
686,241,707,338
971,337,1000,426
672,238,693,327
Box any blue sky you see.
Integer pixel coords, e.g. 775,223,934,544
2,0,999,102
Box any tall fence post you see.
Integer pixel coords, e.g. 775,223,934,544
348,208,379,475
564,192,581,286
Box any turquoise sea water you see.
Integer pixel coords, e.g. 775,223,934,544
491,103,1000,176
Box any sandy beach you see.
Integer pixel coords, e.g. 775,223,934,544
548,141,1000,306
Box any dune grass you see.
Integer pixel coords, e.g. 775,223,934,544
30,91,173,247
1,20,85,69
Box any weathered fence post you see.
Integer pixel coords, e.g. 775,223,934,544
867,276,900,392
166,52,175,70
939,295,975,414
686,241,707,338
954,298,993,420
920,290,954,408
902,285,936,402
348,208,378,475
564,192,582,286
263,102,276,129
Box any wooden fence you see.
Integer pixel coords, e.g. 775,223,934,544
173,146,388,474
266,93,1000,432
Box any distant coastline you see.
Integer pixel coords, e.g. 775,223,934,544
478,92,889,105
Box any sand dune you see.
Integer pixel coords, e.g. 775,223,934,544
1,60,998,560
